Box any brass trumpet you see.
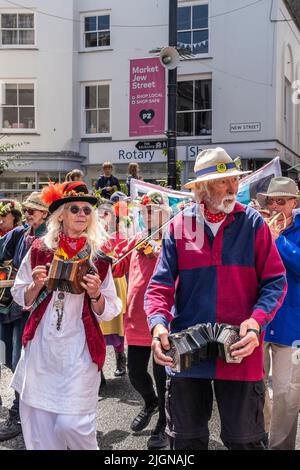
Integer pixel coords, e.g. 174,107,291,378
259,209,287,236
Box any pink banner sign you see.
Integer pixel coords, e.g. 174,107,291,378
129,57,166,137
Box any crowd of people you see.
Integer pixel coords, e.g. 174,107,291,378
0,149,299,450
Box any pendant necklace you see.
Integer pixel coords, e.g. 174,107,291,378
54,291,65,331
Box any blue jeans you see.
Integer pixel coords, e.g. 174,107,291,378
0,313,29,417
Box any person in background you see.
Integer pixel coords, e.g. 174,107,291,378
113,190,171,450
0,199,23,410
65,169,85,182
0,192,49,442
256,177,300,450
126,163,143,197
110,192,134,239
98,200,127,381
96,162,121,200
0,200,23,237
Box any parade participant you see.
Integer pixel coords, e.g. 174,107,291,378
145,147,287,450
113,190,171,449
0,199,22,237
0,199,22,411
126,163,143,197
0,192,49,442
98,200,127,379
10,181,121,450
96,162,121,200
256,177,300,450
65,169,84,182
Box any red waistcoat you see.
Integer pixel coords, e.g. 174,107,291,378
22,238,109,371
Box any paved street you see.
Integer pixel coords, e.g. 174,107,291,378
0,347,299,451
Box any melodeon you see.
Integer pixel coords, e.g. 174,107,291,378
164,322,242,373
46,255,93,295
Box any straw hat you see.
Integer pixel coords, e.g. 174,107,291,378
184,147,251,189
257,177,300,208
22,192,49,212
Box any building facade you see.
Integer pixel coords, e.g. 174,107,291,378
0,0,300,197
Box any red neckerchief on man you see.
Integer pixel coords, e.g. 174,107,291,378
203,205,227,224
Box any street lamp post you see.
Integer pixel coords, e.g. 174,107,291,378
167,0,178,190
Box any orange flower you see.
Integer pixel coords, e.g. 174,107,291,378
114,201,128,217
141,195,151,206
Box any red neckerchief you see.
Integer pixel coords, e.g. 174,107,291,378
59,232,87,259
0,228,11,237
203,205,226,224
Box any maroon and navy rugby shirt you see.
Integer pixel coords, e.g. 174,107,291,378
145,202,287,381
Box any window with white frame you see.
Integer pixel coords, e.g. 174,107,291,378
84,14,110,49
177,79,212,136
84,83,110,135
1,82,36,131
177,3,208,54
0,12,35,46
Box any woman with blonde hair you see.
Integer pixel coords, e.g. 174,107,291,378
10,181,121,450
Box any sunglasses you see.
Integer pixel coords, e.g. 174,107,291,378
23,208,36,215
68,205,92,215
266,197,295,206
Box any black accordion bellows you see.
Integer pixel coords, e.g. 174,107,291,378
165,323,242,372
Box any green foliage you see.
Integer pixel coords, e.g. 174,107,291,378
0,139,29,175
176,160,184,189
161,148,185,189
120,182,128,195
156,179,168,188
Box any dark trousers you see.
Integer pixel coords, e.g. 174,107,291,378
0,314,28,418
166,377,268,450
127,345,166,424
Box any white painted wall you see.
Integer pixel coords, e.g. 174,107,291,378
0,0,299,165
0,0,76,152
274,0,300,154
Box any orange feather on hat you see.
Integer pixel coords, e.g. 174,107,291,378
41,182,64,206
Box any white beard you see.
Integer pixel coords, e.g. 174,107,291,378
205,192,237,214
216,196,236,214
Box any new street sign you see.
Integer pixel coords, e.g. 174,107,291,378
135,140,168,151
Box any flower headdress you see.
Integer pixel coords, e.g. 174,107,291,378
0,200,22,218
134,190,171,214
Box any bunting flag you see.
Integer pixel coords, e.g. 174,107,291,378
237,157,282,205
130,178,191,209
130,178,192,233
178,40,208,49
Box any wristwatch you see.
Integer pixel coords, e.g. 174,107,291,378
90,292,102,303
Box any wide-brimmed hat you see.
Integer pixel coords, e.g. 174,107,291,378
184,147,251,189
134,190,171,213
0,199,23,218
22,192,49,212
41,181,98,213
257,177,300,208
